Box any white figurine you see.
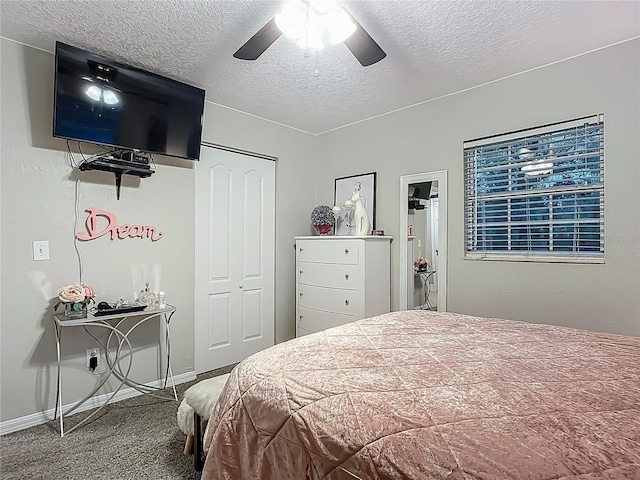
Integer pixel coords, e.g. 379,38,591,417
352,190,370,236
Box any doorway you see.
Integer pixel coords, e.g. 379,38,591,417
194,144,276,373
399,171,448,311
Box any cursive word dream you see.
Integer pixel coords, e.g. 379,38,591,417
77,207,164,242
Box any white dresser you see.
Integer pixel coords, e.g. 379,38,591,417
295,236,392,337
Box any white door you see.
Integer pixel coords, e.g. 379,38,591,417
195,146,275,373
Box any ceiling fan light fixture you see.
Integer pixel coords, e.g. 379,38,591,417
235,0,384,66
275,0,307,40
85,84,120,105
275,0,356,49
521,160,554,176
102,89,119,105
322,7,356,44
85,85,102,102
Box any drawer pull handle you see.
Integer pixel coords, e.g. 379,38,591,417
344,248,349,254
299,248,304,252
345,300,349,306
299,315,303,319
239,285,243,289
299,270,303,274
345,274,349,280
299,292,303,297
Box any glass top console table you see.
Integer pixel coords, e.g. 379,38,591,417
53,305,178,436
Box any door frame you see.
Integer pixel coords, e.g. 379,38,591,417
398,171,448,311
429,198,440,292
194,142,278,374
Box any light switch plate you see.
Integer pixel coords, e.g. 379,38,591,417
33,241,50,261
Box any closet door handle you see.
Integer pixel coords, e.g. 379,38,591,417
299,270,303,275
345,300,349,306
299,292,303,297
299,247,304,252
239,285,243,289
345,274,349,280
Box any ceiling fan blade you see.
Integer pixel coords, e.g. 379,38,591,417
234,17,283,61
343,15,386,67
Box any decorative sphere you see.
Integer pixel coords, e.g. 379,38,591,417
332,205,342,214
311,205,334,226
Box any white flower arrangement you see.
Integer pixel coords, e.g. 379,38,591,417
414,257,430,271
55,284,96,312
414,256,430,267
311,205,334,226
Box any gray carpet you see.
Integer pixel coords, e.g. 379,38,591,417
0,366,236,480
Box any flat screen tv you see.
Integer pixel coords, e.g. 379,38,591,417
53,41,205,160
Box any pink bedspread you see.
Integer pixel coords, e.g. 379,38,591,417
202,311,640,479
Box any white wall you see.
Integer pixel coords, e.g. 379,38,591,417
317,39,640,337
0,39,318,423
2,36,639,428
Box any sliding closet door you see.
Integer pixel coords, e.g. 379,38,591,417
195,146,275,373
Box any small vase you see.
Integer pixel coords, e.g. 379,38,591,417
138,282,157,307
314,224,333,235
65,302,88,320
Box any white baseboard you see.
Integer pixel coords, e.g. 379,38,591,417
0,371,196,436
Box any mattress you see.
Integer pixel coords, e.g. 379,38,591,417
202,310,640,479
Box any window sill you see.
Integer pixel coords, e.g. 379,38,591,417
464,253,605,264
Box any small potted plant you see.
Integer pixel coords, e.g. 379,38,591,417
55,284,96,320
311,205,335,235
414,257,430,272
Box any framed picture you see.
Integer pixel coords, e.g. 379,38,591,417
334,172,376,235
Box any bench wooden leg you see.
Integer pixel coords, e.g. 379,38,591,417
194,411,204,472
184,435,194,455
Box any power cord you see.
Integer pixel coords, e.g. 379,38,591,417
82,326,110,375
66,140,84,284
65,140,80,168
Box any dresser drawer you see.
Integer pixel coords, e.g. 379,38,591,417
297,240,359,264
298,305,358,333
298,284,362,316
297,262,360,290
297,326,316,337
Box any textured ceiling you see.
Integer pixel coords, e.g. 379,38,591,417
1,0,639,135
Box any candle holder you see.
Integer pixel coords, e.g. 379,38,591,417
332,201,355,235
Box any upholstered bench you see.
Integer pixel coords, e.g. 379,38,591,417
177,373,230,471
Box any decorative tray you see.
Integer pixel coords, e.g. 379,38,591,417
93,305,147,317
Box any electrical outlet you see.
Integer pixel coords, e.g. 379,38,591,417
86,348,99,369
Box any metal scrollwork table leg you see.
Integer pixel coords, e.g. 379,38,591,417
53,306,177,437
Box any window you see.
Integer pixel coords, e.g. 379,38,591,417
464,114,604,263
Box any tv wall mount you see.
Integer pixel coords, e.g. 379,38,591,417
77,149,155,200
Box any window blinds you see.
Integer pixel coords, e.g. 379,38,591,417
463,114,604,262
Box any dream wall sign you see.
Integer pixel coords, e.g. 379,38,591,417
77,208,164,242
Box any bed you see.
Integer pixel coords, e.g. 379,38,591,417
202,310,640,479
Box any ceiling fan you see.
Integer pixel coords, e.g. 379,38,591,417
233,0,386,67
